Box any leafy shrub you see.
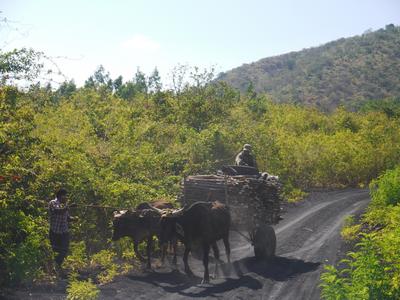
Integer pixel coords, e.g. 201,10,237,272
90,250,118,284
369,166,400,207
340,215,361,241
66,277,99,300
63,244,127,284
283,186,308,203
113,237,137,261
321,167,400,299
321,231,400,299
2,214,51,286
320,265,348,300
63,242,89,272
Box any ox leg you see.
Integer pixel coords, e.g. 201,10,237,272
160,243,167,265
172,239,178,265
223,235,231,276
202,243,211,284
223,235,231,264
183,246,194,277
146,236,153,269
134,241,145,262
169,242,173,253
211,242,220,278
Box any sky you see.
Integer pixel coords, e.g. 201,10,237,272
1,0,399,87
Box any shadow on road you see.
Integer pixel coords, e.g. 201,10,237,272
123,255,320,298
232,255,321,282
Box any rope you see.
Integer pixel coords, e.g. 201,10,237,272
71,204,124,210
28,198,127,211
230,225,252,243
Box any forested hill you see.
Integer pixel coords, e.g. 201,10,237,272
218,24,400,111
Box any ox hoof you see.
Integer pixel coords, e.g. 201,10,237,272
145,269,155,274
185,270,195,278
223,264,232,276
201,278,210,284
213,268,219,278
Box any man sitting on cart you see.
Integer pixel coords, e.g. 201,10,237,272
235,144,258,169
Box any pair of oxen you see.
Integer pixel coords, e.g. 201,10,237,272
112,200,231,283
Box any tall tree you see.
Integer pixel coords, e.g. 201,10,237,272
113,75,123,92
56,80,77,98
84,65,113,92
134,68,147,94
148,68,162,93
0,48,43,85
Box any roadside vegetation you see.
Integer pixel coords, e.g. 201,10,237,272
321,166,400,299
1,46,400,298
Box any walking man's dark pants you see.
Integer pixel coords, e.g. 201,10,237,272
49,231,69,266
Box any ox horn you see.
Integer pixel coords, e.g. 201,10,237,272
113,210,128,217
170,207,184,217
148,205,165,214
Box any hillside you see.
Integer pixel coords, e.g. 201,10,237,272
218,24,400,110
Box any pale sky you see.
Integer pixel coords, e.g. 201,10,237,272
1,0,399,87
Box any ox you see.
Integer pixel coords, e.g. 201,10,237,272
112,201,177,269
136,200,174,211
159,201,231,283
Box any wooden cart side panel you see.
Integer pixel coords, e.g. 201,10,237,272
180,175,282,227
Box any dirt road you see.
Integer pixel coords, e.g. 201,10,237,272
99,188,369,300
8,188,369,300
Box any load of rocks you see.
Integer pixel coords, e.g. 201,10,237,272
179,174,282,230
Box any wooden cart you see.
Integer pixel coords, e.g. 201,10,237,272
178,166,282,259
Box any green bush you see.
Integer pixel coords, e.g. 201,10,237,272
1,214,51,286
340,215,361,241
90,249,118,284
63,242,89,272
66,277,99,300
369,166,400,207
321,167,400,299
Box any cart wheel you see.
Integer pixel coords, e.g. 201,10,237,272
253,224,276,259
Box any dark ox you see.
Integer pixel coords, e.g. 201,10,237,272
112,201,177,269
159,201,231,283
136,200,174,211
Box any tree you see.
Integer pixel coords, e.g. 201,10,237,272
84,76,96,89
113,76,123,92
56,80,77,98
246,82,257,99
170,64,189,94
148,68,162,93
84,65,113,92
115,81,137,100
0,48,43,85
134,68,148,94
93,65,109,85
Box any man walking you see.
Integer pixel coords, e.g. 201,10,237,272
48,188,75,276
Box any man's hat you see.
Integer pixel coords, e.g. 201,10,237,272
56,188,67,198
243,144,252,150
